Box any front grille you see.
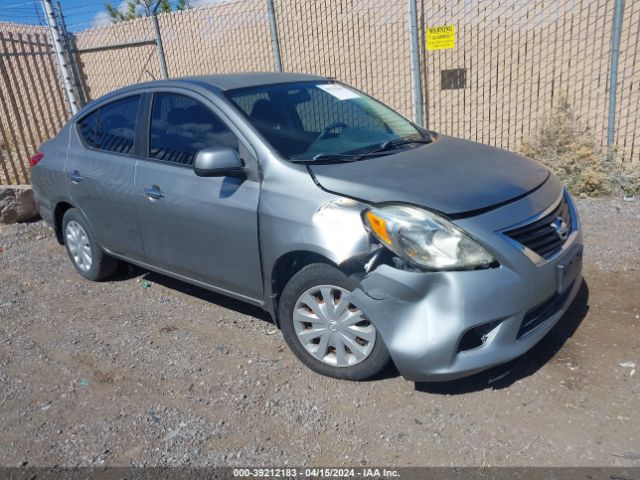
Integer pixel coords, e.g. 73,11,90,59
517,281,575,339
504,195,572,259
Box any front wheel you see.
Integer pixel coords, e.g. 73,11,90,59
278,263,390,380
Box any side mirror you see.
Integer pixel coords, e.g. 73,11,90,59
193,147,245,177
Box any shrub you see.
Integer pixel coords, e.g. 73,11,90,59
519,97,639,196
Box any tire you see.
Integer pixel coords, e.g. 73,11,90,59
278,263,390,380
62,208,118,281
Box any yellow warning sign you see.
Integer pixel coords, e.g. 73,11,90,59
426,25,455,51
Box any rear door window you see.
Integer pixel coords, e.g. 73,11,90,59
76,95,141,155
149,93,239,166
94,96,140,154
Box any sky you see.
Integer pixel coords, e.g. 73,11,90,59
0,0,211,31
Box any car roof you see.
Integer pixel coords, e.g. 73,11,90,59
136,72,328,92
184,72,328,90
74,72,330,118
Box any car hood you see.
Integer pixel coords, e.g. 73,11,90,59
307,135,550,216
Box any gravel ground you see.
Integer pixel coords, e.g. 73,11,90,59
0,196,639,467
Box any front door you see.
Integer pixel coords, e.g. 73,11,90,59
134,92,262,301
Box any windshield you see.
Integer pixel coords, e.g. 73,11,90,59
225,81,426,161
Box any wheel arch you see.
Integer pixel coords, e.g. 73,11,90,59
268,249,366,327
53,200,76,245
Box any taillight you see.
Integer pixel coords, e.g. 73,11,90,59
29,152,44,168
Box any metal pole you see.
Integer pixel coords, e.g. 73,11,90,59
266,0,283,72
408,0,424,126
41,0,78,114
606,0,624,161
55,0,86,106
151,1,169,79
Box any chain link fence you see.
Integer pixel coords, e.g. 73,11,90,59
275,0,413,118
0,0,638,185
419,0,616,153
616,0,640,162
160,1,274,78
73,17,161,100
0,21,69,185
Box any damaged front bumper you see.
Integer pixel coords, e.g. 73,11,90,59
350,189,583,382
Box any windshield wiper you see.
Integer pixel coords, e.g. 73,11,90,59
291,135,432,164
291,152,360,164
291,150,401,164
320,136,432,162
363,135,432,157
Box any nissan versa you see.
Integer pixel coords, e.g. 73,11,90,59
30,73,583,382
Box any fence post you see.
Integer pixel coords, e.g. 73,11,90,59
266,0,283,72
151,1,169,79
55,0,86,106
607,0,624,161
41,0,78,114
408,0,424,126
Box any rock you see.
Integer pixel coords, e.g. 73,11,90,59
0,185,39,224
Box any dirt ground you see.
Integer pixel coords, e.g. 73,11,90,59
0,197,639,467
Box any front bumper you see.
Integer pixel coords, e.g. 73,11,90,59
350,180,583,382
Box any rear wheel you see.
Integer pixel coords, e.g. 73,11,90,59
62,208,118,281
278,263,390,380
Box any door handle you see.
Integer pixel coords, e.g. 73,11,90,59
67,170,83,183
143,185,165,200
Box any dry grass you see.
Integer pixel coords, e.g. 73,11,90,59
520,97,639,196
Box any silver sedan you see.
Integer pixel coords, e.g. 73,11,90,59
30,72,583,381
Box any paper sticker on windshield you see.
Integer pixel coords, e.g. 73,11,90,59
317,84,360,100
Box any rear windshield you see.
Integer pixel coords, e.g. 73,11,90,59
225,82,422,160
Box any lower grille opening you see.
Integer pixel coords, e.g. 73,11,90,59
458,320,502,352
517,281,575,339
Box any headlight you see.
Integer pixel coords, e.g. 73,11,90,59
363,205,496,270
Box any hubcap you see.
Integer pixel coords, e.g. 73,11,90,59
65,221,92,272
293,285,376,367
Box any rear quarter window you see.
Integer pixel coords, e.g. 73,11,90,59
77,110,98,147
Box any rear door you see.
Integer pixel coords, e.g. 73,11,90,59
66,95,145,260
134,91,263,301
